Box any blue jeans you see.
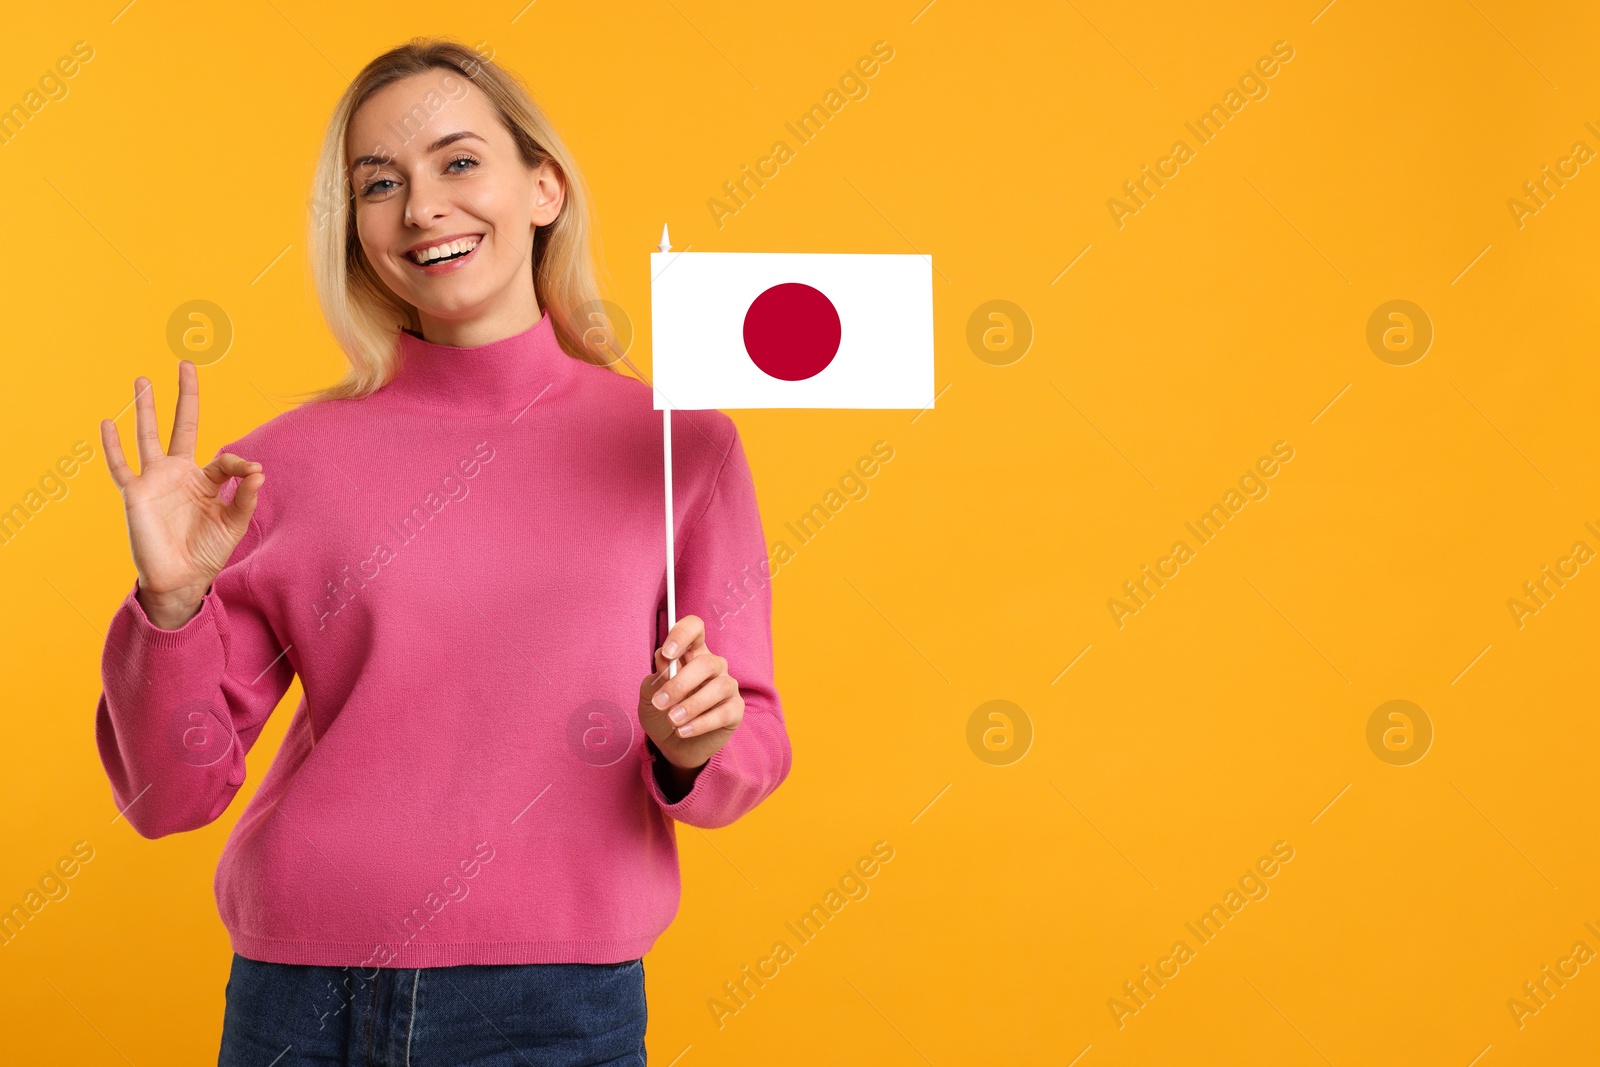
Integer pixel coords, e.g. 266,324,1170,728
217,952,647,1066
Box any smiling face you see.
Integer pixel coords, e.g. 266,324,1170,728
345,68,564,345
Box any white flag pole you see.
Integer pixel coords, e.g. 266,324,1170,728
659,223,679,681
663,404,678,681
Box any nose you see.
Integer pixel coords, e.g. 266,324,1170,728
404,171,450,227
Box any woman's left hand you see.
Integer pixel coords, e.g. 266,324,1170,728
638,613,744,774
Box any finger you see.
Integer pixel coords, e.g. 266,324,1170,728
662,673,738,728
167,361,199,458
201,455,266,534
133,375,162,470
663,637,719,682
101,419,135,490
649,651,724,712
671,696,743,739
640,664,669,704
199,452,263,487
658,613,706,662
223,470,265,535
652,633,688,676
679,638,718,664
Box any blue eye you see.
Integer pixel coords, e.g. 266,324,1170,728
359,156,479,197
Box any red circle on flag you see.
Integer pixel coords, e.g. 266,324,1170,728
742,283,841,381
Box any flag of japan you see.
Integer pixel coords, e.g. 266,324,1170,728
650,249,934,410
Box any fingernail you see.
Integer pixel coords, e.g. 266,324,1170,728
652,691,670,709
662,641,678,658
669,708,687,724
677,724,691,736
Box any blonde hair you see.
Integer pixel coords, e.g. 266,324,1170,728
293,36,620,404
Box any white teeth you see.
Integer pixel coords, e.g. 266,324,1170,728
411,237,480,264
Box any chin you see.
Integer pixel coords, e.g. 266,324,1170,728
414,295,495,323
402,282,488,313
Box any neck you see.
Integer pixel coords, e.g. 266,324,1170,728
381,308,579,416
414,290,543,348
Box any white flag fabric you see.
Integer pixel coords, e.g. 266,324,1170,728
649,251,934,410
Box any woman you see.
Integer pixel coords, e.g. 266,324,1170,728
93,37,792,1065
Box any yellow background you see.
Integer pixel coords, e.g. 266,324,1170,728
3,0,1597,1062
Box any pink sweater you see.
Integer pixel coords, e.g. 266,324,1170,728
94,310,792,967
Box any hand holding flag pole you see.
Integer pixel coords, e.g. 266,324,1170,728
645,224,934,758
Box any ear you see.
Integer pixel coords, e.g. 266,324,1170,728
530,161,564,226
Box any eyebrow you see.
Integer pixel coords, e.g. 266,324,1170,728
350,130,487,170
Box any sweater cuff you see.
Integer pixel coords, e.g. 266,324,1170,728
642,736,728,819
120,578,218,650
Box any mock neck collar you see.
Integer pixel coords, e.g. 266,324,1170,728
381,310,578,415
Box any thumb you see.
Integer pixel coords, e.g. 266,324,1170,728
225,470,265,533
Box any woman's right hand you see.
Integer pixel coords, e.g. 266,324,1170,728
102,360,265,631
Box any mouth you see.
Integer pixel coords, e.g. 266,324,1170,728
405,234,484,274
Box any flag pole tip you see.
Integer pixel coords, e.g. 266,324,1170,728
657,223,671,253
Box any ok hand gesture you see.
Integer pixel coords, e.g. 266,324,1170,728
101,361,264,630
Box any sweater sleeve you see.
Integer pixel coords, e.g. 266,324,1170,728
94,468,295,839
641,422,793,828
